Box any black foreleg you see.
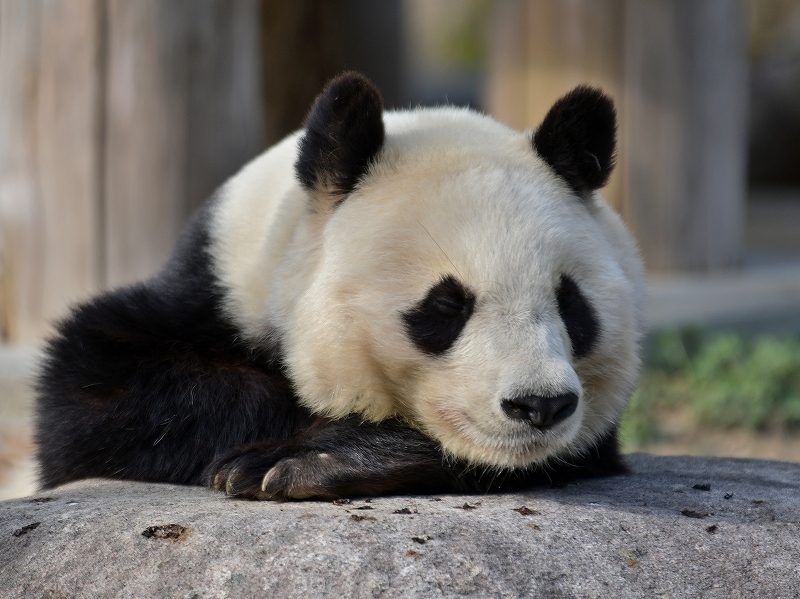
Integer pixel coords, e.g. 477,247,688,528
206,417,629,500
206,417,473,499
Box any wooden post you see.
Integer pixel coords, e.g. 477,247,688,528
104,0,265,288
261,0,347,145
622,0,748,272
186,0,265,213
0,0,265,343
485,0,626,212
103,0,192,288
486,0,749,272
0,0,103,342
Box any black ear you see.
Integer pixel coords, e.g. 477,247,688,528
295,72,385,204
532,86,616,196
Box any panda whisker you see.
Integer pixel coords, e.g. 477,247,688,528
458,462,478,481
416,219,463,281
495,469,512,491
481,468,496,488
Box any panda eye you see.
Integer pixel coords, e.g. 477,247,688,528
555,274,600,358
402,276,476,355
432,294,468,316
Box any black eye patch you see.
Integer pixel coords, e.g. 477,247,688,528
555,274,600,358
402,276,476,355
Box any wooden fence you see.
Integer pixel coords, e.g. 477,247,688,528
0,0,749,344
0,0,265,343
486,0,748,273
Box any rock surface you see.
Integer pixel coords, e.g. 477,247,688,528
1,454,799,598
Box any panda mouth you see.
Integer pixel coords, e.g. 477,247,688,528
432,406,566,465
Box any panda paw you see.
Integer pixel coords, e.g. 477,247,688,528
207,443,343,501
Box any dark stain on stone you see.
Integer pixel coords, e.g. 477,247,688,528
333,498,351,506
456,502,480,511
406,549,419,557
13,522,40,537
411,536,433,544
354,505,373,510
681,509,712,519
30,497,55,503
692,484,711,491
514,506,541,516
724,493,734,500
350,514,376,522
141,524,192,541
393,507,412,514
706,524,718,534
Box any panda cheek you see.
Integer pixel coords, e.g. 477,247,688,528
555,274,600,359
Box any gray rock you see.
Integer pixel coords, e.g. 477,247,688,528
1,454,799,598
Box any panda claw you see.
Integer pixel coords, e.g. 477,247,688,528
224,467,239,496
261,458,298,499
206,445,347,500
261,468,276,493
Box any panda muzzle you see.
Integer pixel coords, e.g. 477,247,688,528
501,393,578,428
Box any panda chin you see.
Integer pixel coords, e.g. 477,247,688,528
431,405,584,469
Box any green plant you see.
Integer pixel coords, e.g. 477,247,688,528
619,329,800,451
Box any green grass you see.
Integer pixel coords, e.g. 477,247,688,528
619,329,800,451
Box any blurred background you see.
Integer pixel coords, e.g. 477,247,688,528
0,0,799,499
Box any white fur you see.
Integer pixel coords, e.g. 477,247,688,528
210,107,644,469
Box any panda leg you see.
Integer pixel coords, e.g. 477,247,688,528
206,417,475,500
208,418,629,500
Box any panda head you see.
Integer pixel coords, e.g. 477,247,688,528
275,73,643,469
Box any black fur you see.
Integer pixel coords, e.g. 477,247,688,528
532,86,617,196
35,200,314,489
208,418,628,500
556,274,600,358
294,71,385,202
402,275,476,355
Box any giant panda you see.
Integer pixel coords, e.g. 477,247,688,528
35,72,643,500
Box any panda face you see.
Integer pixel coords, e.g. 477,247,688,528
278,109,642,469
214,76,643,469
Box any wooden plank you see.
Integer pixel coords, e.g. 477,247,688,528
487,0,748,272
261,0,347,145
105,0,266,287
0,0,265,340
104,0,190,288
0,0,44,343
186,0,265,212
623,0,748,271
0,0,102,343
485,0,626,211
37,0,104,324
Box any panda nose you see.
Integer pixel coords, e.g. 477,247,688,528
501,393,578,428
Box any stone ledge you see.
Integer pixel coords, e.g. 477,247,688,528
1,454,799,598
